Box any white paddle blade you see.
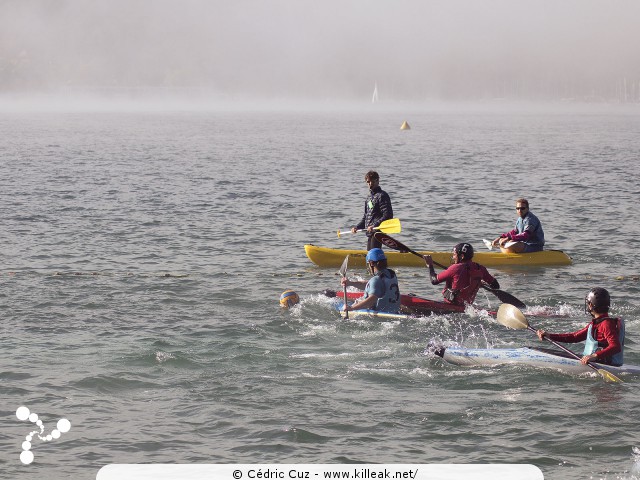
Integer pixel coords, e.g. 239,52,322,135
497,303,529,330
338,254,349,278
484,238,518,251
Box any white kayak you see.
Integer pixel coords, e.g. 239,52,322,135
334,303,411,321
436,346,640,377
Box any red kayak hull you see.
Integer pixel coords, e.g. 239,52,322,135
324,290,494,316
322,290,565,318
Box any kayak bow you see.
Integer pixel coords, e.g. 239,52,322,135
436,346,640,377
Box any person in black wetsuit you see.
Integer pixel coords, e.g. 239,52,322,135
351,170,393,250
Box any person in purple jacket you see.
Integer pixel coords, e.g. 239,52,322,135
491,198,545,253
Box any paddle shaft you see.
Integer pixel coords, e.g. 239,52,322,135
530,325,609,376
374,232,447,269
339,255,350,320
338,218,401,237
411,250,447,270
481,284,526,309
337,227,396,237
403,248,448,270
342,283,349,319
338,228,369,236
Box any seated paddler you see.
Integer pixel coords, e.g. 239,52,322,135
425,243,500,306
537,287,625,366
341,248,400,313
491,198,545,253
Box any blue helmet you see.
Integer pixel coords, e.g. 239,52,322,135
366,248,386,262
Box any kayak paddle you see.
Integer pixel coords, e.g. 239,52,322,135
483,238,517,251
496,304,623,383
374,232,447,269
337,218,401,238
375,232,525,308
480,282,526,309
338,254,350,319
483,239,496,250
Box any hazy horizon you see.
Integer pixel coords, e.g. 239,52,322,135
2,0,640,105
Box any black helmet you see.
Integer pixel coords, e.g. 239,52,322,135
585,287,610,315
453,242,474,261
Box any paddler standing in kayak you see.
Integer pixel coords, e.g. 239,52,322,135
424,243,500,306
350,170,393,250
491,198,545,253
341,248,400,313
537,287,625,366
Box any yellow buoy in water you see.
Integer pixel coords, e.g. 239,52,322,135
400,121,410,130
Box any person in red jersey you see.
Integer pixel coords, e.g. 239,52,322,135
537,287,625,366
424,243,499,306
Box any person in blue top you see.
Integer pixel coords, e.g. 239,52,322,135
341,248,400,313
491,198,545,253
351,171,393,250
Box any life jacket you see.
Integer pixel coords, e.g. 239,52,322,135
583,317,625,366
369,268,400,313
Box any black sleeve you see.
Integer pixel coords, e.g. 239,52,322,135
354,200,366,230
429,265,439,285
379,191,393,223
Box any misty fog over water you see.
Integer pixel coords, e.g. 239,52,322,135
1,0,640,108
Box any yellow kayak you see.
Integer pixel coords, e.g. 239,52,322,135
304,244,572,268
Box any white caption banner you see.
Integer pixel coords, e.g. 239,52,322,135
97,464,543,480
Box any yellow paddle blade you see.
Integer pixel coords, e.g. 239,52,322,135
376,218,401,234
336,218,401,238
597,368,624,383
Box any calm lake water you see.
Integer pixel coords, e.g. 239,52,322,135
1,104,639,480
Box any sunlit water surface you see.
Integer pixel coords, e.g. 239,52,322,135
1,107,639,480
